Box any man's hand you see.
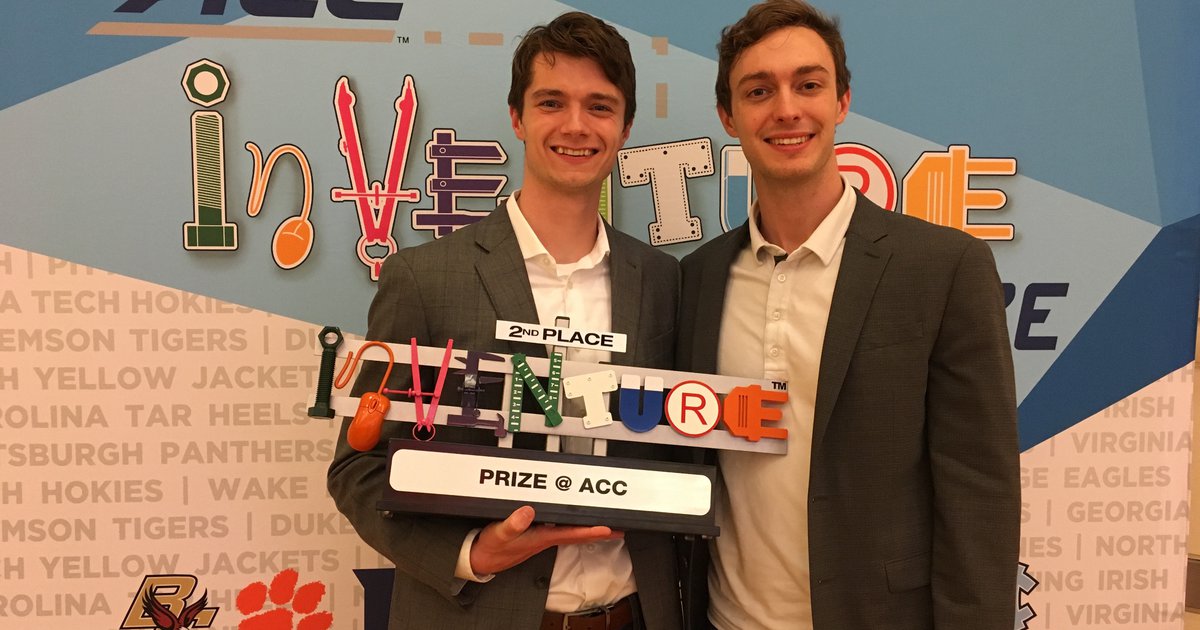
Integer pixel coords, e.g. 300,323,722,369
469,506,622,576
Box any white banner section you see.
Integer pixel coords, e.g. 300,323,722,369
389,449,712,516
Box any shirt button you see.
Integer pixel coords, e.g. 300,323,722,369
769,347,780,357
772,310,782,321
776,273,787,282
585,543,596,552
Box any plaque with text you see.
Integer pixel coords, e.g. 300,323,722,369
381,439,718,535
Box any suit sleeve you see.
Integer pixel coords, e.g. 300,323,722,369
326,253,482,606
926,238,1020,629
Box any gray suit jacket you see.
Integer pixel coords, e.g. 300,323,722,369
676,193,1020,630
328,207,684,630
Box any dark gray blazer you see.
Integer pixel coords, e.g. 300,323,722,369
676,193,1020,630
328,207,684,630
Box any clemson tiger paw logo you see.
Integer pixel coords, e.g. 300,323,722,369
236,569,332,630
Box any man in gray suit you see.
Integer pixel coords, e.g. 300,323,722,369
675,1,1020,629
328,12,683,630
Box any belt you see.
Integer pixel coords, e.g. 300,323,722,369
540,593,639,630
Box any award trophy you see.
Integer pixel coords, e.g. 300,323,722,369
309,322,787,537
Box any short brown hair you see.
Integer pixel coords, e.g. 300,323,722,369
508,12,637,128
716,0,850,114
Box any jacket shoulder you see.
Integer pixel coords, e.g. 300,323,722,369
607,226,679,269
382,216,491,273
680,226,746,272
849,200,991,268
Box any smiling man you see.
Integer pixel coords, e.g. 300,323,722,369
675,1,1020,629
328,11,683,630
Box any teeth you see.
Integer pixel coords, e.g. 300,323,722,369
554,147,594,157
769,136,810,145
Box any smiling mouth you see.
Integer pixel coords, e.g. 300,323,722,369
767,135,812,146
553,146,597,157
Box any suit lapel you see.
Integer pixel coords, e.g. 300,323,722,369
473,206,546,358
692,226,750,373
606,225,644,362
474,205,551,450
812,195,890,453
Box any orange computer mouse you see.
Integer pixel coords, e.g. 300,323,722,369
347,392,390,451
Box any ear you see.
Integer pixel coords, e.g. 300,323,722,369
717,104,738,138
620,120,632,146
835,87,851,125
509,105,525,142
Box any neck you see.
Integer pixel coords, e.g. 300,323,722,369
755,170,844,252
515,182,601,264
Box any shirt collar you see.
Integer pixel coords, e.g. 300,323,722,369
506,191,610,270
747,175,856,266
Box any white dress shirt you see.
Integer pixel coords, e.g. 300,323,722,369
709,178,856,630
454,192,636,613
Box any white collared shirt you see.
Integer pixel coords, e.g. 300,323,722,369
709,177,856,630
455,192,635,613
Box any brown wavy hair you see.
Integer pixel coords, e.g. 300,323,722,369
508,11,636,127
716,0,851,114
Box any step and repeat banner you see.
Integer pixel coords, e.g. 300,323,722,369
2,1,1198,628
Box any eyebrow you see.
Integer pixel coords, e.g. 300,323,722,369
735,65,830,88
530,88,621,104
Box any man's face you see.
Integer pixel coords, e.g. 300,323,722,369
510,53,631,196
718,26,850,189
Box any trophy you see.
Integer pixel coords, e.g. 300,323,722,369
309,322,787,537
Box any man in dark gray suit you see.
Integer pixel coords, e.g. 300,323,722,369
328,12,683,630
675,1,1019,629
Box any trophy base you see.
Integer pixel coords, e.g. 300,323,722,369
378,439,719,537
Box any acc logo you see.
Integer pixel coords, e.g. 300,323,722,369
120,574,218,629
116,0,404,21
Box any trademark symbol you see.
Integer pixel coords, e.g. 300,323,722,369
397,36,410,43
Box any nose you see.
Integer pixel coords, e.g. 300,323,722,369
562,103,587,134
773,91,802,122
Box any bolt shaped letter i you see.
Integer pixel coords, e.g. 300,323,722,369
181,59,237,250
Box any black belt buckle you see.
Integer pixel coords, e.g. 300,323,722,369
561,604,611,629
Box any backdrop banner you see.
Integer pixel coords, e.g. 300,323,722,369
2,2,1197,628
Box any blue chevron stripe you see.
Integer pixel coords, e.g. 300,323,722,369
1,2,243,111
1017,213,1200,450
